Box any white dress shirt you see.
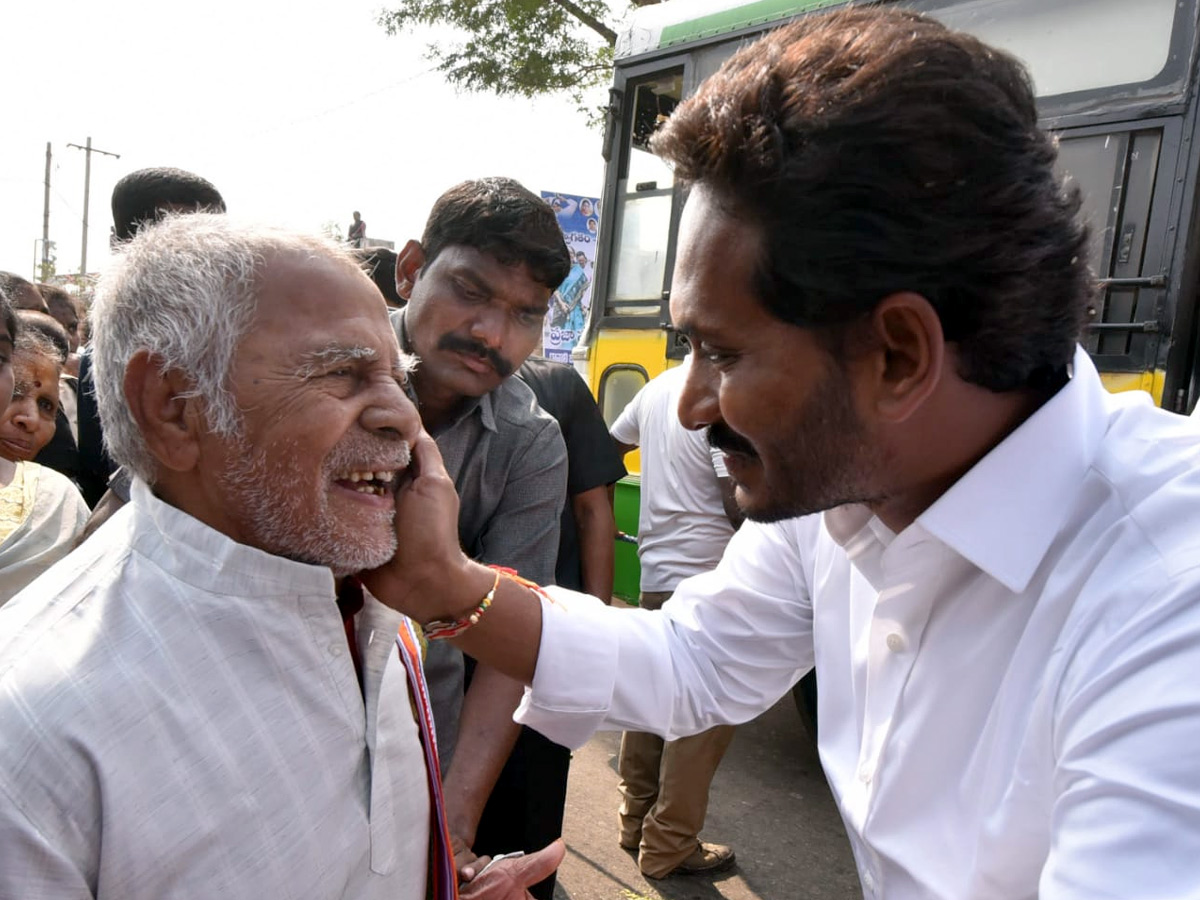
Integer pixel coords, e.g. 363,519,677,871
0,480,429,899
518,347,1200,899
610,357,735,591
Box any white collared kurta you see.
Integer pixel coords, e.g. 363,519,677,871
517,347,1200,899
0,480,429,899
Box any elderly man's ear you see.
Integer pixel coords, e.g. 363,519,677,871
123,350,205,473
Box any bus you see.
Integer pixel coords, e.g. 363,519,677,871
580,0,1200,604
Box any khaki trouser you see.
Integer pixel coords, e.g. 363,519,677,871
616,590,735,877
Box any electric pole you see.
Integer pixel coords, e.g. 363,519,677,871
67,137,120,277
42,143,51,277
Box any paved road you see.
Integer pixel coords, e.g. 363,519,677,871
553,697,862,900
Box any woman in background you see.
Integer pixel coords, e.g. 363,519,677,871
0,308,88,601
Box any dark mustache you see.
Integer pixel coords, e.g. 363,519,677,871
437,334,514,378
707,422,757,458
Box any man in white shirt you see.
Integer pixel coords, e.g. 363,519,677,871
0,216,560,899
609,356,740,878
365,8,1200,900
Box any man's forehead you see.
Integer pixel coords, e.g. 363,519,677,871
440,245,546,289
672,188,766,328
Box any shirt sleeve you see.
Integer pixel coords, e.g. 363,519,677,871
609,387,642,447
515,516,817,748
1039,566,1200,899
0,783,93,900
474,416,568,587
560,375,627,497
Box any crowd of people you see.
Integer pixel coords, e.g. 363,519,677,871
2,7,1200,900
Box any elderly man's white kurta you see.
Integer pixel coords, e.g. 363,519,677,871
0,480,430,899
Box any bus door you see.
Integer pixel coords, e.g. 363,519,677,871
1056,120,1180,404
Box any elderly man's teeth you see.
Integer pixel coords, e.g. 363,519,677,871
334,469,395,488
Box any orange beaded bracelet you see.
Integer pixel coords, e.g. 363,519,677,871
422,565,551,641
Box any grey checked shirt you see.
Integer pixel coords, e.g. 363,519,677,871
393,310,568,763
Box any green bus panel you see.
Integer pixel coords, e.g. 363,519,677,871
658,0,843,48
613,475,642,604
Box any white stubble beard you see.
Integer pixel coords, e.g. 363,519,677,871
219,432,410,575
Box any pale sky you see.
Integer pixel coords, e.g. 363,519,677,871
0,0,611,279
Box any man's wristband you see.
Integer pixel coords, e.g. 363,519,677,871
421,565,547,641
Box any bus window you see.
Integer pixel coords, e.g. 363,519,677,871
599,364,649,427
607,72,683,317
921,0,1179,100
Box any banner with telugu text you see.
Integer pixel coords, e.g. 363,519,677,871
541,191,601,363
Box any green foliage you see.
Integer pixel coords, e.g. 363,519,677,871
378,0,627,116
37,242,57,283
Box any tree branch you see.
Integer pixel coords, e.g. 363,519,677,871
548,0,617,46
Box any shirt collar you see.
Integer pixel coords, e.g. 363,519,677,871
394,308,497,435
915,345,1110,593
824,346,1110,594
130,478,337,598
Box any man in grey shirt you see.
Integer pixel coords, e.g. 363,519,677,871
392,177,569,884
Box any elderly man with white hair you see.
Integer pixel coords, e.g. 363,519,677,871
0,215,561,899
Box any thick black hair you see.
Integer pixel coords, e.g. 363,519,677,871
420,177,570,291
111,167,226,241
652,7,1092,392
353,247,405,307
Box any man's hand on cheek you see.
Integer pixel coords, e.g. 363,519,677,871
360,431,492,622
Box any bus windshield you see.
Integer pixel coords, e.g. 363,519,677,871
918,0,1181,100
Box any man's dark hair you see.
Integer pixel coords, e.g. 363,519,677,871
652,7,1092,392
420,177,570,291
0,272,48,313
111,167,226,241
37,283,79,324
353,247,404,307
0,293,18,344
16,310,70,363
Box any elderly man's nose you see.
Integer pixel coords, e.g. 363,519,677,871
361,380,421,438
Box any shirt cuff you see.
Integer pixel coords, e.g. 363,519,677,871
514,586,618,749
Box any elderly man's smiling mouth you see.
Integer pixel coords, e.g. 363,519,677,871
332,468,399,499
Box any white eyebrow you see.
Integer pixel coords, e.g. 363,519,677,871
294,345,378,378
294,344,419,380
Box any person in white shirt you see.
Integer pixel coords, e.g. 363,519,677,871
609,356,740,878
364,8,1200,900
0,215,560,900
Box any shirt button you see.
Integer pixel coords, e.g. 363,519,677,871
328,642,341,657
885,632,905,653
858,765,873,784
